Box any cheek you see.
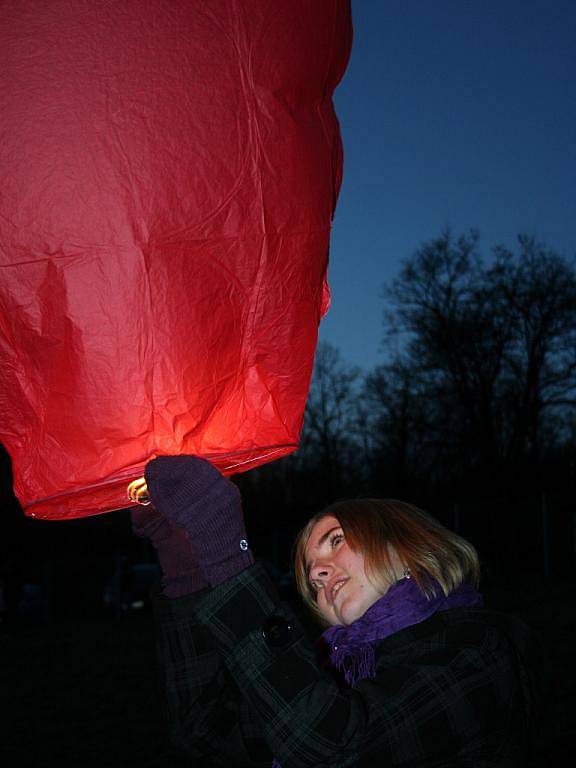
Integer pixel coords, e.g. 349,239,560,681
340,550,369,580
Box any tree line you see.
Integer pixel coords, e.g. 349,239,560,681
240,230,576,576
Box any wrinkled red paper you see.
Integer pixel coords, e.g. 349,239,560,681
0,1,352,519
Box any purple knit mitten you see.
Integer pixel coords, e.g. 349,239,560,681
144,455,253,587
131,504,208,598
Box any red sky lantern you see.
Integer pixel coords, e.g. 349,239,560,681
0,0,352,520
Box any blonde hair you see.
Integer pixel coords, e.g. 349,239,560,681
294,498,480,624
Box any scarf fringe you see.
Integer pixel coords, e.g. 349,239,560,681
334,642,376,687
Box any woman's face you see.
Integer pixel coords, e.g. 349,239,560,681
304,515,401,626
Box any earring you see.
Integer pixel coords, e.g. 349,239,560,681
402,566,411,580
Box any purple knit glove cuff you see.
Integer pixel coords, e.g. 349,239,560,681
144,455,253,587
131,505,208,598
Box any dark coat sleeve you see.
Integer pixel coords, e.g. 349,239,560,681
178,563,533,768
153,587,272,767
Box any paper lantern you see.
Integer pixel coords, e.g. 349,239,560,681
0,0,352,520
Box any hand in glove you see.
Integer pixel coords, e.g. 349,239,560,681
144,455,253,587
131,504,208,598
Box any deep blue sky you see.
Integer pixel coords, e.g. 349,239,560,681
320,0,576,371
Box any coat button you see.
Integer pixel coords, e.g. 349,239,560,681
262,615,294,648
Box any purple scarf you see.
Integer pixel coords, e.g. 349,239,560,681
322,577,483,686
271,577,482,768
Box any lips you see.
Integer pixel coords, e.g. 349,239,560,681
328,577,348,605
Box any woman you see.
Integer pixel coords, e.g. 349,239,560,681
132,455,543,767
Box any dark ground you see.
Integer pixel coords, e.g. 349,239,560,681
1,574,575,767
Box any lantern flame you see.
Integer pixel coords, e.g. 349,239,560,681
127,477,150,505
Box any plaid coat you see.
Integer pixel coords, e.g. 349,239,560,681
154,563,542,767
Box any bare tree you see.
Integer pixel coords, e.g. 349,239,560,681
490,236,576,464
299,341,361,494
381,230,576,484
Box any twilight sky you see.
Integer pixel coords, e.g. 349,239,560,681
319,0,576,371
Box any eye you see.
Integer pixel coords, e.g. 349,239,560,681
330,532,344,548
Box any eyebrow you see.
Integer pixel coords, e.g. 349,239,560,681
305,526,341,578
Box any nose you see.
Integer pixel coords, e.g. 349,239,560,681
309,559,334,583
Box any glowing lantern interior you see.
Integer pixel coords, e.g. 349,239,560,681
0,0,352,519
